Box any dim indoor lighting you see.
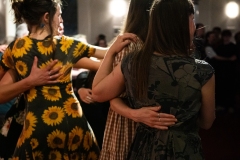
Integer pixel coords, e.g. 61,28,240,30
109,0,127,17
225,1,239,19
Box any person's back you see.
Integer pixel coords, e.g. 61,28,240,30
0,0,108,159
121,54,213,159
99,0,153,159
92,0,215,159
120,0,215,159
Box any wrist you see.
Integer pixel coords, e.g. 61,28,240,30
105,48,117,58
24,77,35,89
129,109,139,122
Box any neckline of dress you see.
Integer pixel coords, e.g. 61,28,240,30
28,35,51,41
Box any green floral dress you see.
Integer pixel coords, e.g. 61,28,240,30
121,54,214,160
0,35,100,160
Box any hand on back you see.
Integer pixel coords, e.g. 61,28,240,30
27,57,62,86
133,106,177,130
108,33,137,56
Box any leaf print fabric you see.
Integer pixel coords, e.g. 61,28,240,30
121,54,214,160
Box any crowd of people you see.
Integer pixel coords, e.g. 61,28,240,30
0,0,223,159
194,23,240,114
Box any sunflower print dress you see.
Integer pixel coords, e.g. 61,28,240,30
0,35,100,160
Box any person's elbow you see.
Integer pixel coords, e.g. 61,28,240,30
0,96,8,104
200,123,213,130
91,88,105,102
199,116,215,130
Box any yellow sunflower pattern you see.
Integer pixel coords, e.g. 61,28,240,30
39,59,63,70
30,138,39,149
65,83,73,95
1,47,14,69
37,39,53,55
68,126,84,151
83,131,93,151
32,151,44,160
69,153,80,160
12,36,33,58
42,86,62,101
16,131,26,148
47,129,66,149
49,150,62,159
63,153,70,160
58,62,72,83
0,35,101,158
73,42,87,57
73,42,95,58
60,36,74,54
24,112,37,139
87,151,98,160
27,88,37,102
42,106,64,126
15,60,28,76
64,97,82,118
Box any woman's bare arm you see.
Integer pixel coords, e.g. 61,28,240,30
199,74,216,130
73,57,101,71
110,98,177,130
0,57,62,103
91,46,108,59
92,34,136,101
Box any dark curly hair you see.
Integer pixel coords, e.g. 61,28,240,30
11,0,62,36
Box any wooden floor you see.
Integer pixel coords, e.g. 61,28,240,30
199,109,240,160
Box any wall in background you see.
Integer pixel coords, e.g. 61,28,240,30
77,0,128,44
0,0,6,42
77,0,240,44
197,0,240,35
1,0,240,44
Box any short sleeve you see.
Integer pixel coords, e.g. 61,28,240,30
56,35,96,64
195,59,215,86
113,37,143,67
120,54,131,75
0,42,15,71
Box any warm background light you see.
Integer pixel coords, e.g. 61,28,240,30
225,1,239,19
109,0,127,17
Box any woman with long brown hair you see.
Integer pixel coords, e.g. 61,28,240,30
93,0,215,159
99,0,177,159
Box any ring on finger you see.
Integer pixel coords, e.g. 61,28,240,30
48,70,51,75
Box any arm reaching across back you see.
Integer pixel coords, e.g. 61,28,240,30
110,98,177,130
92,33,137,102
0,57,62,103
74,57,101,71
78,88,94,104
91,46,108,59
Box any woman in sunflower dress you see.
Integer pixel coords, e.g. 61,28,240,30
92,0,215,159
0,0,107,159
